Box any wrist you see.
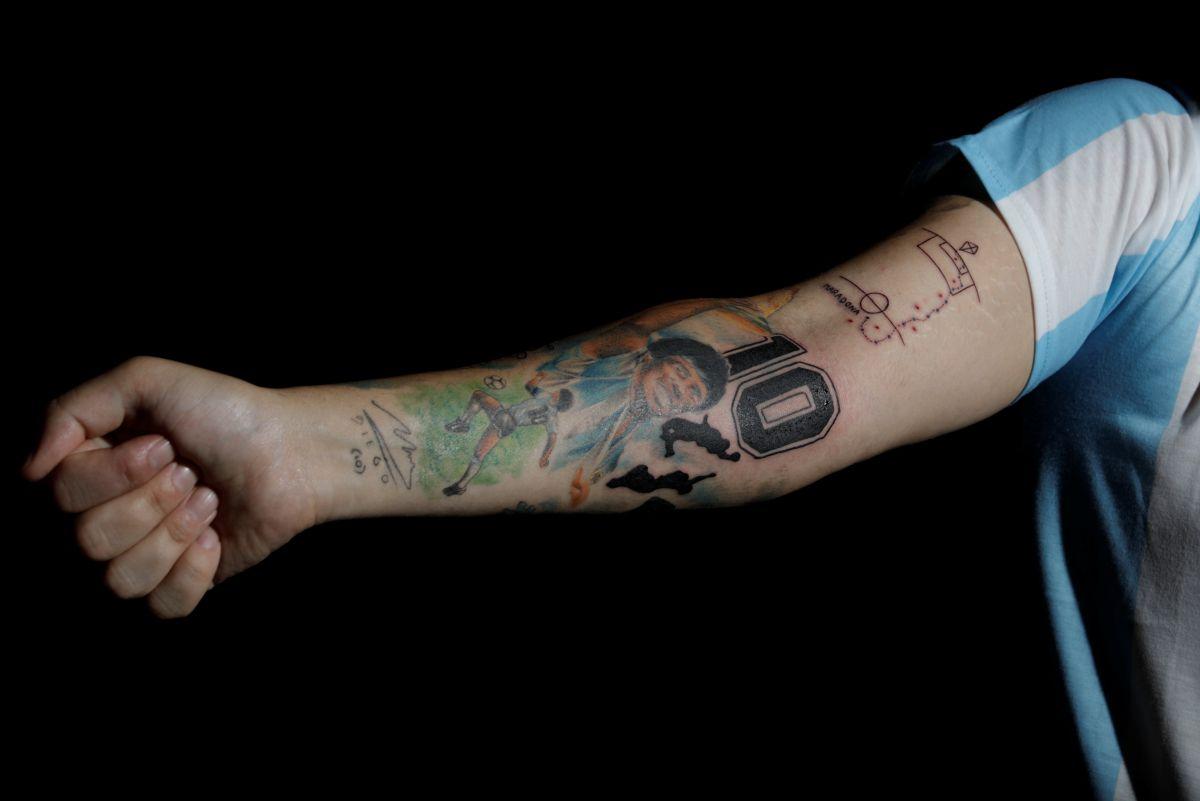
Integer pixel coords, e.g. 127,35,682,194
281,382,426,524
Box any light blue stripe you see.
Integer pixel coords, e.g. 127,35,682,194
1037,501,1127,796
1018,195,1200,399
1019,292,1107,400
1101,195,1200,321
1028,200,1199,798
949,79,1186,200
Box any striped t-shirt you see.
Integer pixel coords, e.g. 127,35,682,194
917,79,1199,800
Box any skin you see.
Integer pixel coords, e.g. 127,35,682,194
23,196,1033,618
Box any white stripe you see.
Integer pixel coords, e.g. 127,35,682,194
998,111,1199,340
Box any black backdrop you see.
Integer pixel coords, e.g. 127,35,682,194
8,37,1192,795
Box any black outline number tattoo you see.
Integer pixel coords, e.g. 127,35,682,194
723,335,838,458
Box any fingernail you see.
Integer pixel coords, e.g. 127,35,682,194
146,438,174,471
171,463,197,493
197,528,219,551
186,487,218,518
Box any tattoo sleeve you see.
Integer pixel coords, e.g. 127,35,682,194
297,196,1033,521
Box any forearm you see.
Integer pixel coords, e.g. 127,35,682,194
289,196,1032,521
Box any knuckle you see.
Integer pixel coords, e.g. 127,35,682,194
51,474,81,512
117,449,144,488
178,552,214,586
105,561,148,599
147,592,186,620
121,355,157,373
164,513,198,546
74,511,111,561
146,474,181,518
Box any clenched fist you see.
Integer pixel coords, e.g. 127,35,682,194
23,357,321,618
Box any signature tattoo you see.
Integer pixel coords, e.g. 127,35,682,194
351,400,417,490
660,415,741,461
606,464,715,495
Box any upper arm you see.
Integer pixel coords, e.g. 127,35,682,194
931,78,1199,397
742,78,1198,496
740,195,1034,495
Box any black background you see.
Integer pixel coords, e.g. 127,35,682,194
7,28,1192,796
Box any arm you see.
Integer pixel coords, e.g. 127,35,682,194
23,196,1032,616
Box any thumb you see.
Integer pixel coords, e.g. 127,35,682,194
23,356,171,482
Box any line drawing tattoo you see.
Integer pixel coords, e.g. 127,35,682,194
832,228,982,346
660,415,741,461
352,402,417,490
606,464,716,495
917,227,980,301
838,275,911,346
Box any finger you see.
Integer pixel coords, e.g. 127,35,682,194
52,434,175,513
105,485,218,599
71,437,114,457
146,527,221,619
23,357,167,482
75,462,198,561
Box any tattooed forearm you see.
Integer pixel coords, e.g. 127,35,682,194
307,197,1029,521
349,401,417,490
386,295,841,509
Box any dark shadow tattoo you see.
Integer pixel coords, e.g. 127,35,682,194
606,464,715,495
660,415,741,461
630,497,677,512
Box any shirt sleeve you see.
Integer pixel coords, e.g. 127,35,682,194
910,78,1200,397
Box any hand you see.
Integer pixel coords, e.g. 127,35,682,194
24,357,319,617
539,454,550,469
